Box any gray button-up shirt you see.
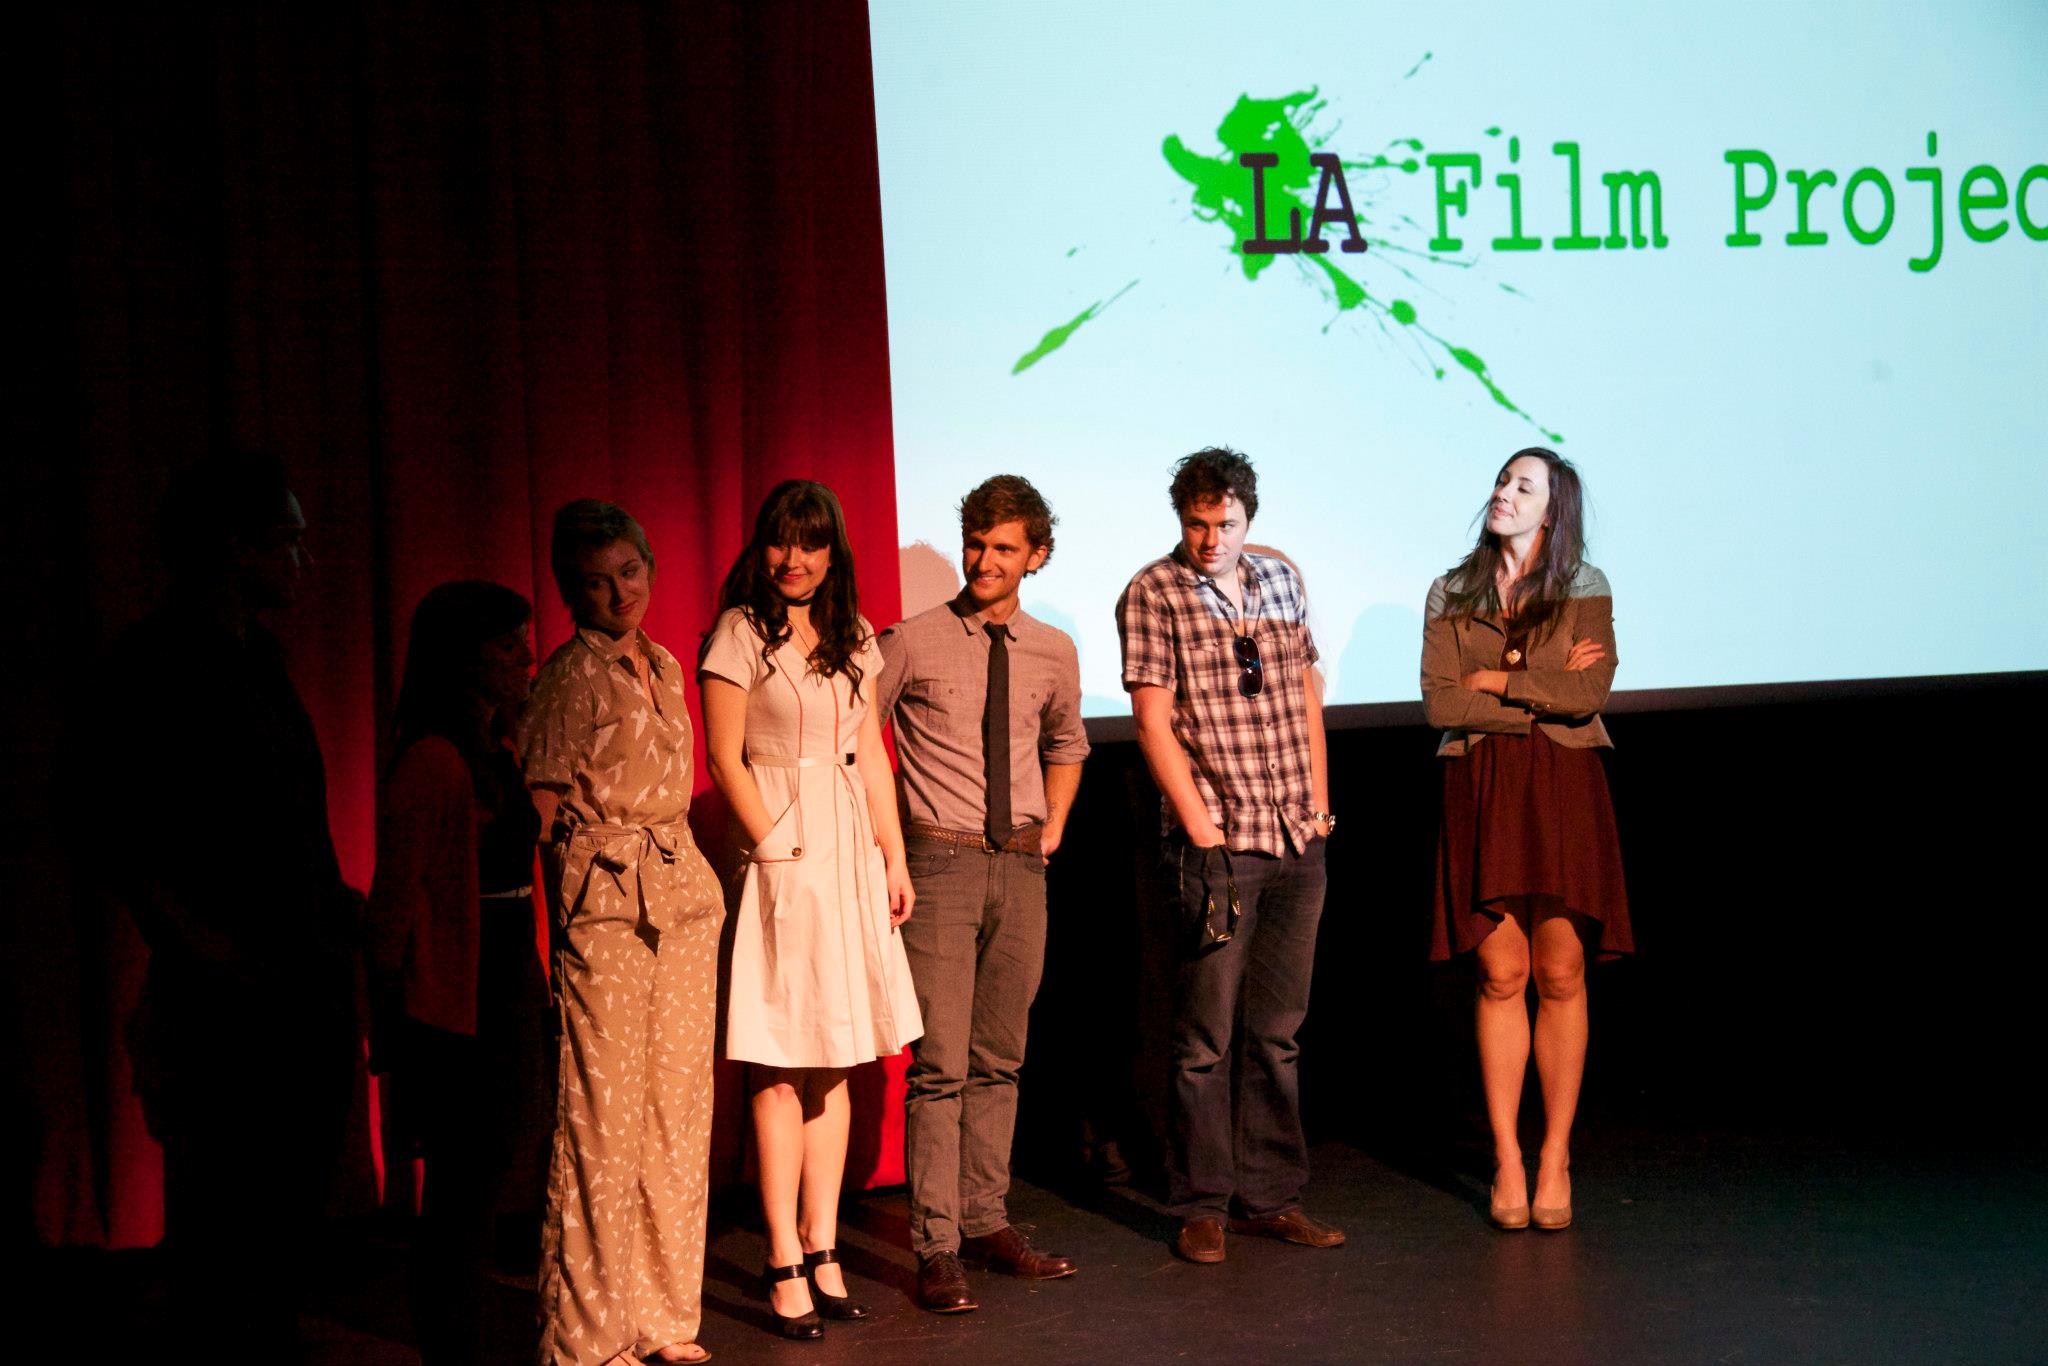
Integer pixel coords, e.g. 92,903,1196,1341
877,597,1090,833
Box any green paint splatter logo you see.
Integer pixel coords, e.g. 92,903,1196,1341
1013,78,1562,443
1012,280,1137,376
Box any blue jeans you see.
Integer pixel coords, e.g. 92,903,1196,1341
1162,836,1327,1219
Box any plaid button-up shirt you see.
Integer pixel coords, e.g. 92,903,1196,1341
1116,547,1321,857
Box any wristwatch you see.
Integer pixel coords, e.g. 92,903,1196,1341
1311,810,1336,832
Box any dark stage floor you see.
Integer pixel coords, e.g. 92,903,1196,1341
49,1131,2046,1366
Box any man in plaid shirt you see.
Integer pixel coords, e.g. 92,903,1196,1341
1116,446,1341,1264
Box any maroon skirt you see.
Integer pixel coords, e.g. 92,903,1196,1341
1430,729,1633,961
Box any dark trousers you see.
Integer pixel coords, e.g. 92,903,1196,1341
144,964,356,1366
899,837,1048,1256
400,906,552,1366
1162,837,1327,1220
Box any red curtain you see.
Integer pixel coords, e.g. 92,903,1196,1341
23,0,906,1247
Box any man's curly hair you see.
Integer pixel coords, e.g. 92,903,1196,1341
1169,446,1258,521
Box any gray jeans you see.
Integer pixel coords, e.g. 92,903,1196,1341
900,835,1048,1256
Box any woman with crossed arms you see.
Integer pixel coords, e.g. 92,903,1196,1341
1423,447,1635,1233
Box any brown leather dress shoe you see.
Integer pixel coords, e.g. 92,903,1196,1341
962,1225,1078,1279
1174,1216,1226,1264
1227,1208,1346,1247
916,1251,979,1313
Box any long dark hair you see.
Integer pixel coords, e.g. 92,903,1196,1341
713,480,867,700
1440,447,1587,643
392,580,533,786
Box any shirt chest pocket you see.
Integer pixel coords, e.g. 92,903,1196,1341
903,681,981,741
1182,637,1240,698
1261,631,1308,685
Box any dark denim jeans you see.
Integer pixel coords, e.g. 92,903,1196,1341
1162,836,1327,1220
900,836,1049,1255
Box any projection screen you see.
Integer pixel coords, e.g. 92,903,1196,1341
869,1,2047,718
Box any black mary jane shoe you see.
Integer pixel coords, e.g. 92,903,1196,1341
803,1248,871,1321
761,1262,824,1340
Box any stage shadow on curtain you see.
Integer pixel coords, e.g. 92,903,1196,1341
24,0,905,1248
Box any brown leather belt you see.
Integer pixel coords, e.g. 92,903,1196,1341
905,822,1043,855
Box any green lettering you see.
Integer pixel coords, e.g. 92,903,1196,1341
1725,149,1777,246
1906,131,1942,273
1842,167,1895,245
1600,169,1669,249
1551,142,1600,249
2019,165,2048,241
1785,168,1836,245
1957,165,2010,244
1490,136,1541,251
1426,152,1482,252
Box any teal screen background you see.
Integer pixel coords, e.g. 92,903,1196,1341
869,1,2047,715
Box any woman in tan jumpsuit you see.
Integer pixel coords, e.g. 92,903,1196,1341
522,500,725,1366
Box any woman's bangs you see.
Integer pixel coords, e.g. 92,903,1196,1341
768,501,834,552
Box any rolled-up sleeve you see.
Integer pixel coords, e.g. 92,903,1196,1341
519,662,588,792
1117,574,1175,691
875,624,911,724
1285,563,1321,666
1039,633,1090,764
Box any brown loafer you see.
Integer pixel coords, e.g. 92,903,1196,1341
1174,1216,1226,1264
916,1251,979,1313
1227,1208,1346,1248
962,1225,1077,1279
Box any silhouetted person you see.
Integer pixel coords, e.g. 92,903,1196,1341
368,581,548,1366
112,454,358,1365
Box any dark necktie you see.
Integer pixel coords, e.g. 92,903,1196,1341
984,622,1011,846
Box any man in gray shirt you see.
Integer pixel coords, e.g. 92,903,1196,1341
877,474,1090,1313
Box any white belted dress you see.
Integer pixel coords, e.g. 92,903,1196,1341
699,607,922,1068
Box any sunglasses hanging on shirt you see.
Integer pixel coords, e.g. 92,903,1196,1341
1234,634,1263,698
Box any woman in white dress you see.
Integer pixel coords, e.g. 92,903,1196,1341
699,479,921,1339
